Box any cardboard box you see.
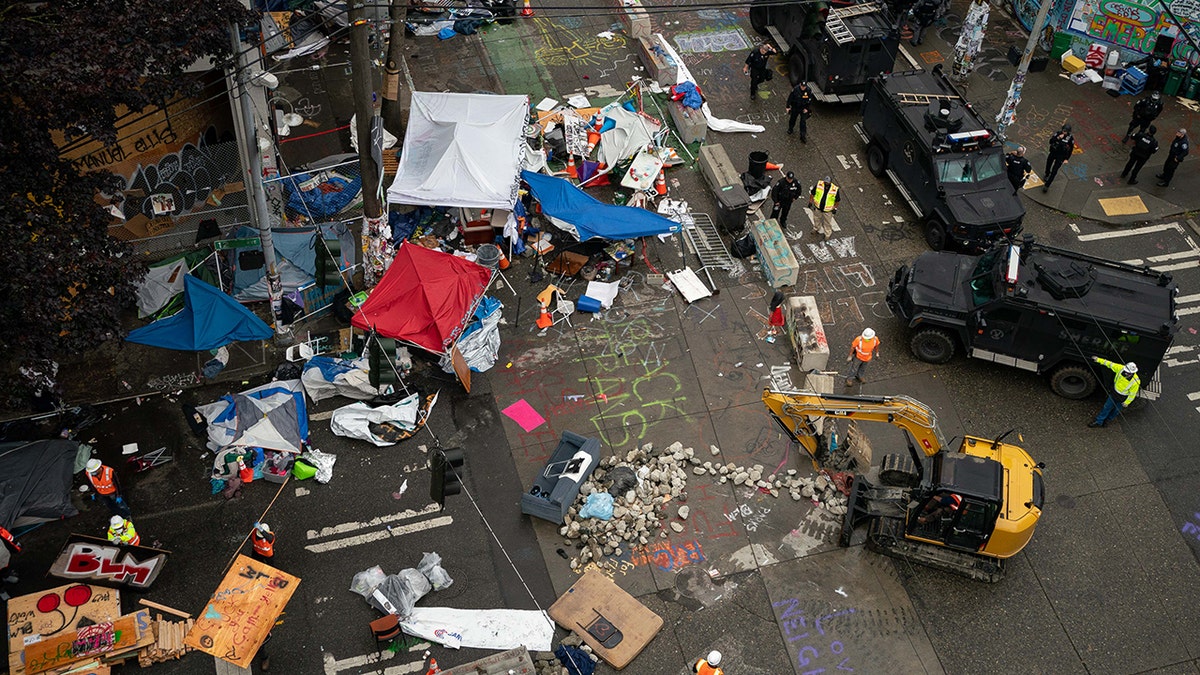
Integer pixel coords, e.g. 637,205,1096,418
547,251,590,276
1061,53,1085,74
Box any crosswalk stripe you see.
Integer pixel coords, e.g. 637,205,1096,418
305,515,454,554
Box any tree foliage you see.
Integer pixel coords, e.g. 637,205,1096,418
0,0,254,390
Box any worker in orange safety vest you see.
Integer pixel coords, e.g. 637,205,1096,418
86,459,131,518
251,522,276,563
843,327,880,387
694,650,724,675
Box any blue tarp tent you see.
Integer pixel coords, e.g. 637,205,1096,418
521,170,681,241
126,275,273,351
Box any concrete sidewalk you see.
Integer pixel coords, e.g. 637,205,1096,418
909,3,1200,225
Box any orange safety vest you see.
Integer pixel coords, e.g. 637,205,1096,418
252,530,275,557
852,336,879,362
694,659,724,675
0,526,21,553
89,466,117,495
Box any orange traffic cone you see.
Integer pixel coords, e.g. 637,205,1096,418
566,154,578,179
586,131,600,155
536,305,553,329
654,170,667,196
765,161,783,171
425,656,441,674
591,115,604,133
520,0,533,16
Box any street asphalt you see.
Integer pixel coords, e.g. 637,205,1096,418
5,1,1200,674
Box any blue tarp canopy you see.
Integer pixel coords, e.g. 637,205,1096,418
521,170,680,241
126,275,273,351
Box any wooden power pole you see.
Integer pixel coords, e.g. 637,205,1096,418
350,2,389,285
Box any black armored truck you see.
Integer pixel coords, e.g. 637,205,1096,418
750,0,900,103
887,236,1180,400
857,65,1024,251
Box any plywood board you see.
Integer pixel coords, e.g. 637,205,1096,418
23,611,147,674
7,583,120,675
1098,195,1148,216
183,556,299,669
547,569,663,670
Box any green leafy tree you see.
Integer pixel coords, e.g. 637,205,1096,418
0,0,254,405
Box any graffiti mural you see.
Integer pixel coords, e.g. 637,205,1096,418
48,535,169,589
1064,0,1200,60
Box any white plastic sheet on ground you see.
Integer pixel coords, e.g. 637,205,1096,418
400,607,554,652
330,396,423,447
301,356,379,402
655,33,765,134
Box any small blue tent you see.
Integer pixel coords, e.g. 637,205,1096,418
126,275,273,351
521,170,680,241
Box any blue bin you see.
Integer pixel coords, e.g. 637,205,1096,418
576,295,603,312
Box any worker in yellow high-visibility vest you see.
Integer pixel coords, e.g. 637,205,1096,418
810,176,840,240
1088,357,1139,428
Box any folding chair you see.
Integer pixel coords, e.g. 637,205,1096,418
553,297,575,327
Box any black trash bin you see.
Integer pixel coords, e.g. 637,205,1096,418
747,151,769,179
713,183,751,234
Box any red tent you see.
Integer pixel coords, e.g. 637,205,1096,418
352,242,493,356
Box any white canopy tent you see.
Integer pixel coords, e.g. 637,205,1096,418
386,91,529,210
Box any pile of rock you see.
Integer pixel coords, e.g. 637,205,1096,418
530,635,598,675
683,449,849,515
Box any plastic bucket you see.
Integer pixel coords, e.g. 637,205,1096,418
476,244,502,269
748,151,769,179
577,295,603,313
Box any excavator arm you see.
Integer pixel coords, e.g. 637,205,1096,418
762,389,948,472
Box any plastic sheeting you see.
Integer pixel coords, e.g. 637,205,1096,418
386,92,528,209
329,396,422,447
400,607,555,652
655,34,765,134
596,106,663,167
302,356,379,402
0,439,80,530
522,170,681,241
440,296,502,373
126,275,273,351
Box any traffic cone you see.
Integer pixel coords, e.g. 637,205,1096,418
566,154,578,179
655,170,667,196
765,161,783,171
586,131,600,156
520,0,533,16
425,656,441,674
536,305,553,329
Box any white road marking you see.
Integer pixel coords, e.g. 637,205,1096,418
322,648,429,675
1164,344,1200,367
1076,222,1183,241
306,503,442,540
836,155,851,170
1068,222,1080,233
848,154,862,169
1187,392,1200,401
305,515,454,553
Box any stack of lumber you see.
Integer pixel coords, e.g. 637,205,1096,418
137,615,195,666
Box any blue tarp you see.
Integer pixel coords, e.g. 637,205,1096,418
126,275,273,351
521,170,681,242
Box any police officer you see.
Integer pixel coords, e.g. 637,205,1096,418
1042,124,1075,192
1004,146,1031,194
809,176,840,239
770,171,803,229
743,43,776,99
1088,357,1140,428
785,81,812,141
1157,128,1189,187
909,0,939,45
1124,91,1163,141
1121,124,1158,185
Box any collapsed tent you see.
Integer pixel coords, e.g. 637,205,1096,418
126,275,273,351
195,380,309,454
521,170,681,241
302,356,379,402
440,296,502,373
386,91,529,209
330,393,438,447
135,251,217,318
0,440,80,529
596,105,664,167
352,242,493,356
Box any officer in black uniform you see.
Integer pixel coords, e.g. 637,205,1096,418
1124,92,1163,141
1121,125,1159,185
1043,124,1075,193
786,82,813,141
770,171,804,229
1157,129,1190,187
743,43,776,99
1005,146,1032,194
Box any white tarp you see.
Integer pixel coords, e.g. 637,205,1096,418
656,33,765,134
136,258,190,317
301,356,379,402
400,607,554,652
597,106,663,167
387,92,529,210
330,396,422,447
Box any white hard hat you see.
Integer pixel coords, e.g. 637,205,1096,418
110,515,125,528
256,522,270,533
707,650,722,666
86,459,102,473
862,328,876,340
1123,362,1138,374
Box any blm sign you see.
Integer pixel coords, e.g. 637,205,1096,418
48,534,169,590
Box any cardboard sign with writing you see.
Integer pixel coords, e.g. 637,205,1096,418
184,556,299,668
6,583,120,675
48,534,170,590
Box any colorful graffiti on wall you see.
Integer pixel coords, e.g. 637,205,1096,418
1064,0,1200,60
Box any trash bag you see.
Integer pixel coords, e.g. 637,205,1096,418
578,492,614,520
299,448,337,483
606,465,638,496
731,233,757,258
418,552,454,591
350,565,387,598
371,569,432,618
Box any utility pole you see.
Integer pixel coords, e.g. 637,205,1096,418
994,0,1055,140
382,0,409,137
228,20,290,339
350,2,389,286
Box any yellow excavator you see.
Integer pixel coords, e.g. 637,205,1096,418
762,389,1045,582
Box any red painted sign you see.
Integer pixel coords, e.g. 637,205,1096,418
48,535,168,590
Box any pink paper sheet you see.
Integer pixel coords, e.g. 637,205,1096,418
501,399,547,432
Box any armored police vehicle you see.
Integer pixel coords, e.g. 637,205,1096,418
857,65,1024,251
886,235,1179,399
750,0,900,103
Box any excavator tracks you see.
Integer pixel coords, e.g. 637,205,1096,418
867,517,1005,583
